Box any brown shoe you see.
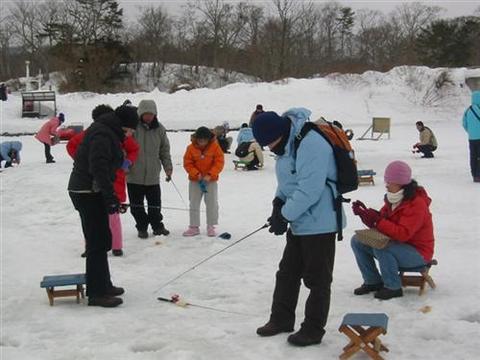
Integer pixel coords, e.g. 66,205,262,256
88,296,123,307
256,321,294,337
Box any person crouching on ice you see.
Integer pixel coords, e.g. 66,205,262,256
183,126,224,237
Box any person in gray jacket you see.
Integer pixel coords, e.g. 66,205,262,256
127,100,173,238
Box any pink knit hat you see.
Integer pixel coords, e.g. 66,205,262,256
384,161,412,185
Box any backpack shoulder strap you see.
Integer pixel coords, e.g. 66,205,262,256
294,121,334,154
294,122,315,152
470,105,480,121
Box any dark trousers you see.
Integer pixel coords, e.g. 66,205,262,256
69,192,113,297
469,139,480,178
43,142,53,161
246,154,260,170
270,230,336,337
127,183,163,231
417,144,436,158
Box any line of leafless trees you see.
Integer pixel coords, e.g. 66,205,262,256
1,0,479,92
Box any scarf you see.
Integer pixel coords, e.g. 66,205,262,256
386,189,404,210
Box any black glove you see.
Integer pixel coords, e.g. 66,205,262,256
108,203,120,214
106,197,120,214
271,197,285,217
268,197,288,235
268,212,288,235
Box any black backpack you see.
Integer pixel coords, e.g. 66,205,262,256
235,142,251,158
294,120,358,240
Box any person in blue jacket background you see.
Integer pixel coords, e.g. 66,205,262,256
0,141,22,168
236,123,254,144
252,108,345,347
463,90,480,182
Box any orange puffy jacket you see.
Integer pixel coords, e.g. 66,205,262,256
376,187,435,262
183,137,225,181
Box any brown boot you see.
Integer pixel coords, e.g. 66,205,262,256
256,321,294,337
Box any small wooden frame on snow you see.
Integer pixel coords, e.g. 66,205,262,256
21,90,56,118
358,117,391,140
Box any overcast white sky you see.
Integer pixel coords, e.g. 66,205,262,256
118,0,479,21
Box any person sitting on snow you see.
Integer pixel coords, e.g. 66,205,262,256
213,123,233,154
351,161,435,300
413,121,437,158
235,123,263,170
0,141,22,168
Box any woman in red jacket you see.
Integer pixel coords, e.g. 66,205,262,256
351,160,435,300
67,105,139,256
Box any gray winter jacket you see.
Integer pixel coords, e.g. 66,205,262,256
127,100,173,185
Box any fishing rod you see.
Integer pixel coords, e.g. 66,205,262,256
153,223,269,293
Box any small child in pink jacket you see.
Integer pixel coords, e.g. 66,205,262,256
35,113,65,163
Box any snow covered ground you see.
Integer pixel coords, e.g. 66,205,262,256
1,66,480,359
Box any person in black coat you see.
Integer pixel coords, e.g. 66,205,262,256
68,105,138,307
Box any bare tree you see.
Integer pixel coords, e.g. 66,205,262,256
270,0,307,77
390,2,443,63
355,9,385,66
318,1,342,62
137,5,172,74
192,0,233,70
9,1,44,60
0,14,14,80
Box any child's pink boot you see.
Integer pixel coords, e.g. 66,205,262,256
183,226,200,237
207,225,216,237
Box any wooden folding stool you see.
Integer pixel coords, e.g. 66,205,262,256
357,169,376,185
339,313,389,360
399,259,437,295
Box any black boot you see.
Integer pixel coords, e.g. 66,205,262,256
88,296,123,307
287,328,323,347
354,283,384,295
374,287,403,300
137,230,148,239
153,224,170,236
112,249,123,256
256,321,294,337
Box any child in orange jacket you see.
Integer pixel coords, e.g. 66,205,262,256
183,126,225,236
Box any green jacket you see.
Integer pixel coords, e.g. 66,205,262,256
127,119,173,185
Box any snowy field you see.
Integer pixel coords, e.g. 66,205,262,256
1,66,480,359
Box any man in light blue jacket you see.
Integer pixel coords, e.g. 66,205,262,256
462,90,480,182
252,108,344,347
236,123,254,144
